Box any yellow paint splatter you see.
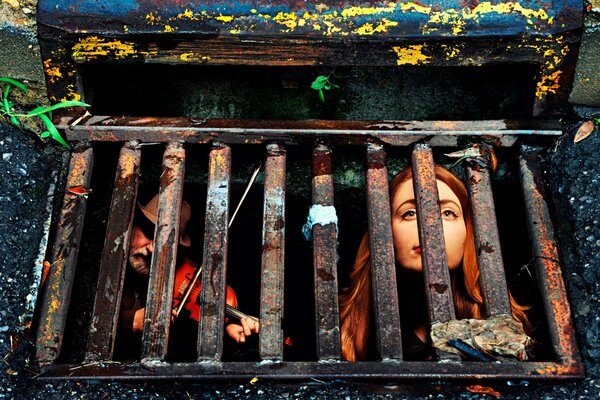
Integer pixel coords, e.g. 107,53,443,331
323,20,342,35
179,53,211,61
272,12,297,31
178,9,194,19
418,2,551,36
59,85,82,102
536,69,562,98
43,59,63,84
216,14,234,23
145,12,160,23
72,36,156,62
341,3,397,18
400,2,432,14
303,11,318,21
441,44,463,60
354,18,398,35
392,45,431,65
164,25,175,32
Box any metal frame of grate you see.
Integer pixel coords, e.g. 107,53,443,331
34,118,584,380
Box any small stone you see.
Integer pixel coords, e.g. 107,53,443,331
17,168,27,176
0,326,8,332
22,7,32,13
587,235,596,242
2,153,11,161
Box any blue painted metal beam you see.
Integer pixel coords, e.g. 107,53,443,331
38,0,582,39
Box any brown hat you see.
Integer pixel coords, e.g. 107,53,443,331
138,194,191,247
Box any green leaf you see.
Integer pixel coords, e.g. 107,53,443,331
323,83,331,90
10,115,20,127
40,131,51,138
3,85,10,102
26,101,89,117
595,117,600,124
39,113,71,150
0,77,28,93
311,76,329,90
318,89,325,102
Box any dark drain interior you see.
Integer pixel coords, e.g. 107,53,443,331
81,64,537,120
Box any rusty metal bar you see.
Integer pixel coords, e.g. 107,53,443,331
60,117,562,147
198,143,232,360
311,145,341,360
465,165,512,317
259,144,286,360
140,142,186,361
86,141,141,361
35,143,94,365
365,143,402,360
38,358,585,381
519,146,583,365
411,144,456,324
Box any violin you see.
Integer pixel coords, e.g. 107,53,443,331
172,261,259,323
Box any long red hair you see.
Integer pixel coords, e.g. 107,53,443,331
339,165,530,361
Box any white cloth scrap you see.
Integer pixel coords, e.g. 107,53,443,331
302,204,338,241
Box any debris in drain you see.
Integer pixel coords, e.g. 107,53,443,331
466,385,501,397
574,121,595,143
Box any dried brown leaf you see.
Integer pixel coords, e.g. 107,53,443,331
466,385,501,397
574,121,595,143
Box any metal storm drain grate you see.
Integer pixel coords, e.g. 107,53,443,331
34,0,584,382
33,120,584,380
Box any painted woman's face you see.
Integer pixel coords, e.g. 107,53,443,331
391,178,467,273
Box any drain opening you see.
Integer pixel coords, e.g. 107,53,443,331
35,134,580,378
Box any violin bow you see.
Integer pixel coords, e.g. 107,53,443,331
173,162,262,318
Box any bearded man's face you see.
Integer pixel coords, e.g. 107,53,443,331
129,225,154,275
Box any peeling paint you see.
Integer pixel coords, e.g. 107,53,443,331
341,3,397,18
272,12,298,31
179,52,211,61
536,69,562,98
72,36,157,62
354,18,398,35
392,45,431,65
43,59,62,84
440,44,463,60
215,14,234,23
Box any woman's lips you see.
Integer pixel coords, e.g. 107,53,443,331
413,246,421,254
